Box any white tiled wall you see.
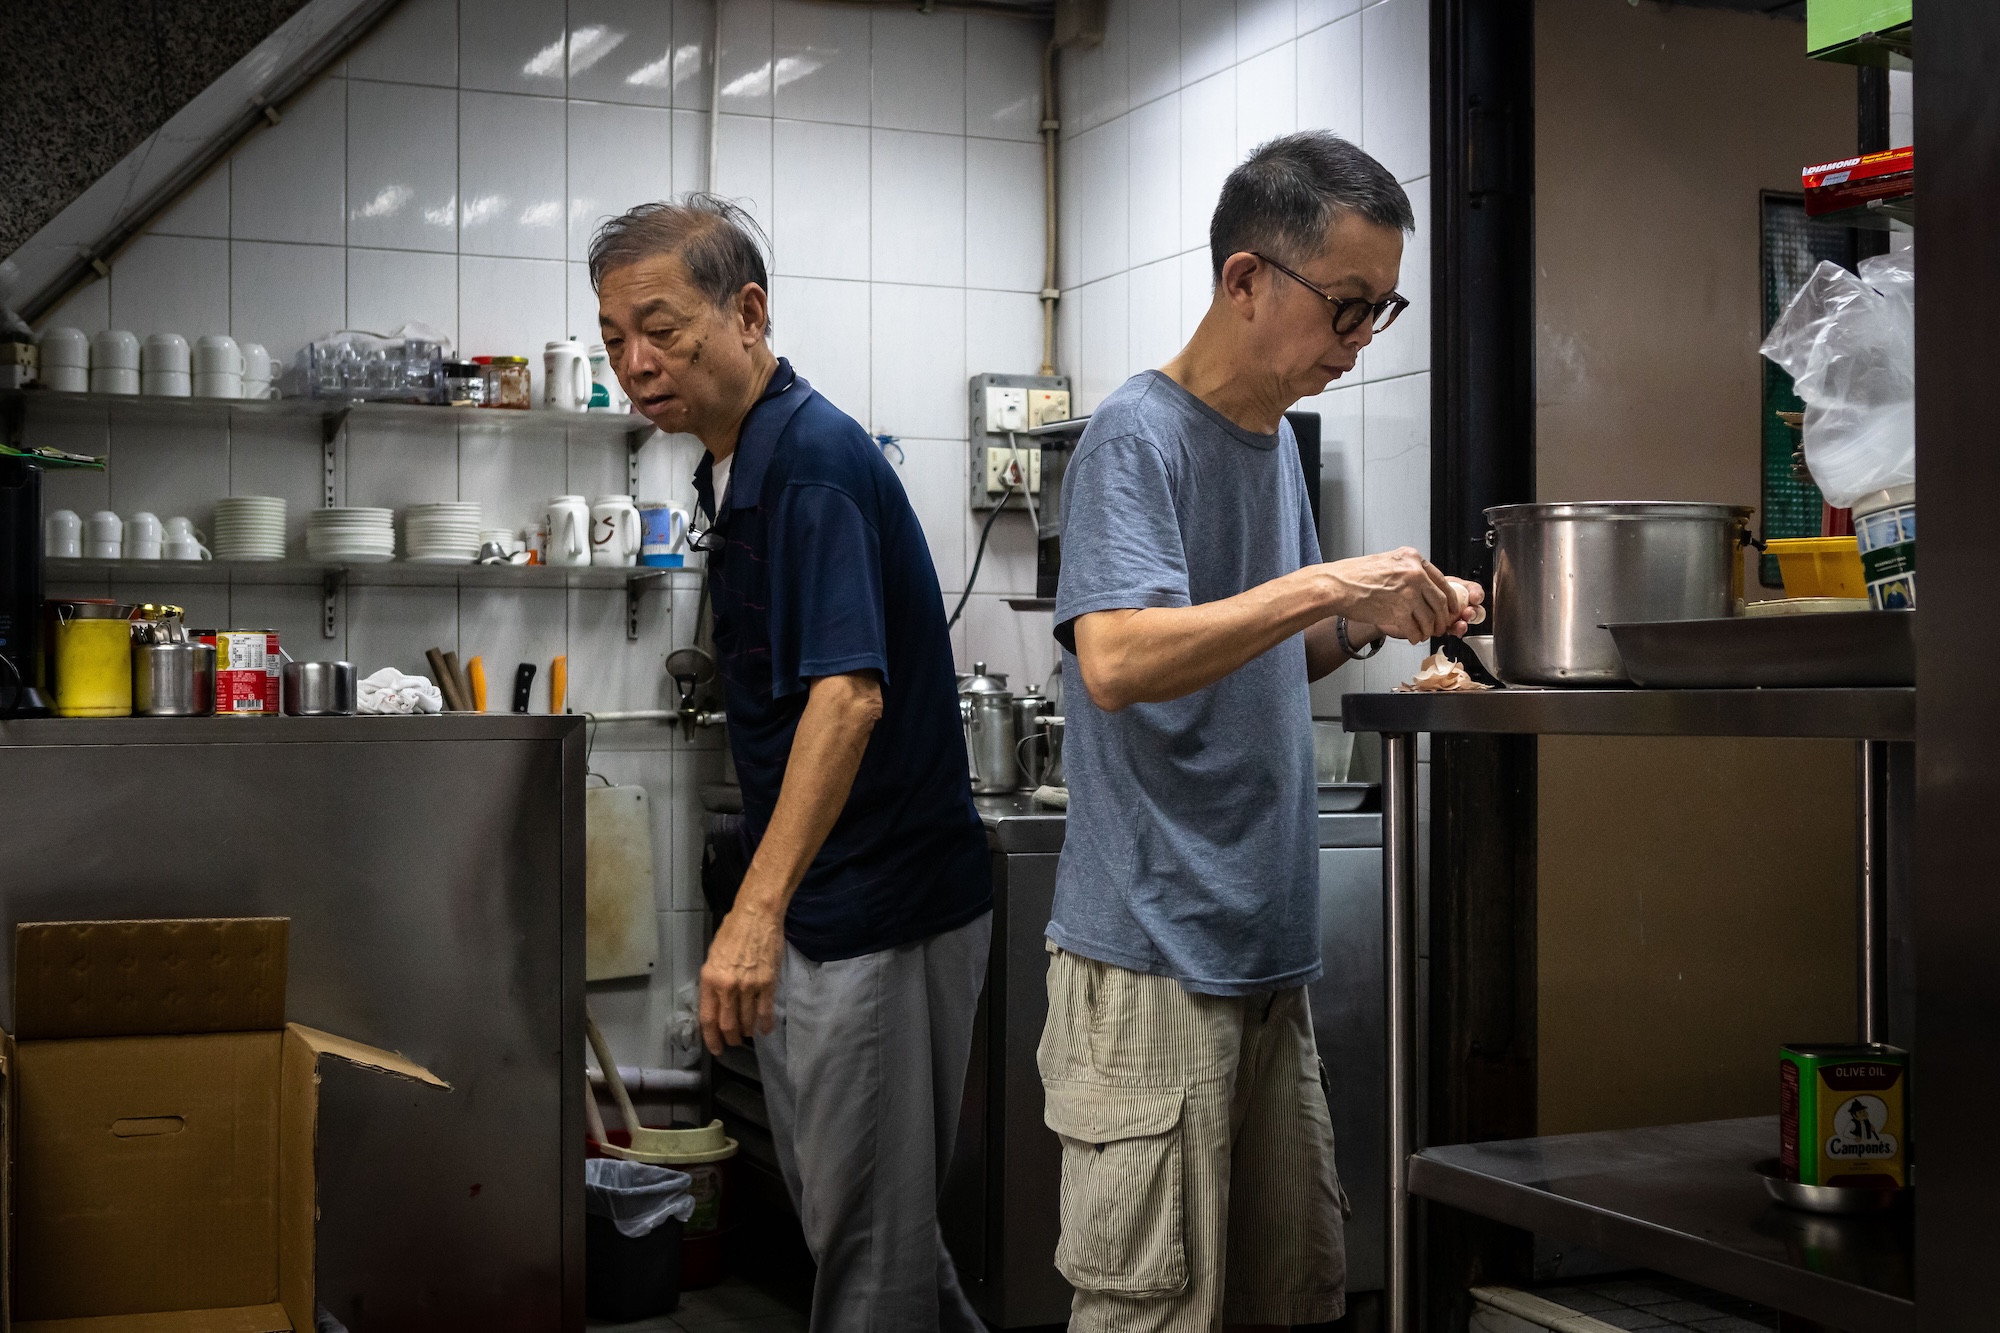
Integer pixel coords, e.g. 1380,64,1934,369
29,0,1051,1073
1054,0,1434,722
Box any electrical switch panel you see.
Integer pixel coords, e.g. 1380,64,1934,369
967,372,1072,511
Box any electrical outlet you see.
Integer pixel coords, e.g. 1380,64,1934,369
1027,388,1072,429
984,386,1030,434
983,445,1041,495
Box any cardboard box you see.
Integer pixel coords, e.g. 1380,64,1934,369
1802,147,1914,219
1,918,447,1333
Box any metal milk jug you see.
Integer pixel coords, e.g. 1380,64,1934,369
959,662,1019,795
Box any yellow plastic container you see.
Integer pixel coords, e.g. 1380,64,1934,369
51,604,134,717
1765,537,1866,600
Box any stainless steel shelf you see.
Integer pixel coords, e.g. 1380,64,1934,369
1342,687,1913,741
3,386,658,442
1410,1118,1914,1332
47,556,689,591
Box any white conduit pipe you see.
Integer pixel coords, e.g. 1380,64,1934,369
589,1064,707,1096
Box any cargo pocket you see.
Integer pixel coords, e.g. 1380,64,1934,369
1044,1081,1189,1298
1317,1058,1353,1220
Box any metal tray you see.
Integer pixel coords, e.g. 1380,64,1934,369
1605,611,1913,688
1317,783,1374,812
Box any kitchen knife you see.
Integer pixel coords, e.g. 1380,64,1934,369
511,662,537,713
550,655,568,714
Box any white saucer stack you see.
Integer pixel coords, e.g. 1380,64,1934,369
403,502,483,564
307,507,395,562
213,496,287,561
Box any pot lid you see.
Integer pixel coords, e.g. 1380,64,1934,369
960,661,1010,695
1485,501,1754,524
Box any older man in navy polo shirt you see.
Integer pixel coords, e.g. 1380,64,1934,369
593,197,991,1333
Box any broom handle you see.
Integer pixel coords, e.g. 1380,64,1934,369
584,1006,642,1138
583,1070,608,1145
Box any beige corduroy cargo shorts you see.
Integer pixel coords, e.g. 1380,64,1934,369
1037,945,1350,1333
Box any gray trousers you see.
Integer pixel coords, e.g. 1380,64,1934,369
756,911,994,1333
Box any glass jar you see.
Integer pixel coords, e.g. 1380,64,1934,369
444,361,486,406
484,356,531,410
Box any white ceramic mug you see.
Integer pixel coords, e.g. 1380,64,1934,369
86,510,122,560
165,536,213,561
124,511,164,560
590,496,641,567
143,369,192,397
90,366,139,395
40,328,89,393
543,340,591,413
193,334,242,376
45,509,82,559
143,333,190,375
92,329,140,370
193,371,243,399
546,495,592,567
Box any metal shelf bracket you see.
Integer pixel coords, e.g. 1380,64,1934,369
321,407,350,509
626,570,671,641
322,570,344,639
627,425,653,498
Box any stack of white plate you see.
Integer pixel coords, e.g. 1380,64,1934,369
306,507,395,562
403,502,483,564
213,496,287,561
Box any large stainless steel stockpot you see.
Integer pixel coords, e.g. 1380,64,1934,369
1484,502,1754,686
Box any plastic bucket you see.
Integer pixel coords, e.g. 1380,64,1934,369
1764,537,1866,600
1852,484,1915,609
592,1121,738,1290
585,1213,682,1321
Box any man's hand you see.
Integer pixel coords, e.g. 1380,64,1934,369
694,671,883,1055
1319,548,1482,643
700,900,786,1053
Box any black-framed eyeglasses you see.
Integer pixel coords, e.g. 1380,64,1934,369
686,517,724,554
1253,253,1410,336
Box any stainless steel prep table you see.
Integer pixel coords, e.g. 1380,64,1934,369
0,714,587,1331
944,792,1390,1327
1342,687,1915,1333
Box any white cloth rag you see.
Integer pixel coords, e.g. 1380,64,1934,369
357,668,443,715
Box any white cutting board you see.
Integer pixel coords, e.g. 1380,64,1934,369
586,785,660,981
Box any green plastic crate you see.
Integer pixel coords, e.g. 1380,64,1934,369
1808,0,1912,65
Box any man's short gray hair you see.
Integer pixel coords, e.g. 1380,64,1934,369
588,195,772,324
1209,132,1415,281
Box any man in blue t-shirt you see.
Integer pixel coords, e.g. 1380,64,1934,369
1044,134,1482,1332
593,197,991,1333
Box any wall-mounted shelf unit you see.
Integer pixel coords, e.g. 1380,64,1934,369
46,558,682,641
1,388,668,503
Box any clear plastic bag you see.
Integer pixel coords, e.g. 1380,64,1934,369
1759,249,1915,510
584,1158,696,1238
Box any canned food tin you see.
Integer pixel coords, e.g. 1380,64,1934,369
1780,1042,1908,1187
199,629,281,715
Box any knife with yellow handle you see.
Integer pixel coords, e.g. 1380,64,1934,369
550,655,568,714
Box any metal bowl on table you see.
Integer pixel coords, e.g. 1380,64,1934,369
282,660,358,716
1753,1158,1905,1215
1484,501,1754,687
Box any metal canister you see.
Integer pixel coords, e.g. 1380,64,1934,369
282,660,358,716
134,641,217,716
199,629,281,716
50,600,135,717
959,662,1018,795
1012,685,1048,787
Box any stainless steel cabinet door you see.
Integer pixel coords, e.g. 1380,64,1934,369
1310,845,1387,1294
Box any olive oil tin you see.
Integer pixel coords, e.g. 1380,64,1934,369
1780,1042,1908,1187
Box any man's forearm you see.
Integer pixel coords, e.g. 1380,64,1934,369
1073,566,1338,710
735,673,883,920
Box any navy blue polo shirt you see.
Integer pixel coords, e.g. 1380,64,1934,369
695,360,990,961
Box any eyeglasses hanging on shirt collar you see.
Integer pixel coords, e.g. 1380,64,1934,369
1252,252,1411,336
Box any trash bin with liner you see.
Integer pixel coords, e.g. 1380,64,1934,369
584,1158,697,1321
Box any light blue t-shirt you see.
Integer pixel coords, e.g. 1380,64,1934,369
1049,370,1322,996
